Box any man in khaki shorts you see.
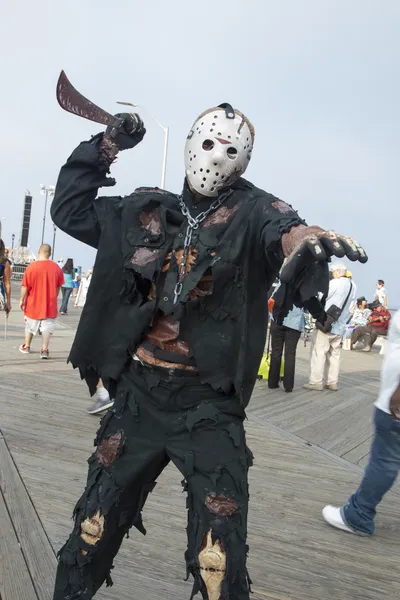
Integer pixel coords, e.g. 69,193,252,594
19,244,64,359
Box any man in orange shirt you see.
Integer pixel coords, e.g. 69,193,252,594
19,244,64,359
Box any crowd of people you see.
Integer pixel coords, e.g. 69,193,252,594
265,267,399,540
0,242,114,414
3,237,393,421
266,268,391,394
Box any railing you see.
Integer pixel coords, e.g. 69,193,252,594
11,264,28,282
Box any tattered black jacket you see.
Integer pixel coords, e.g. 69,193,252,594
51,135,305,405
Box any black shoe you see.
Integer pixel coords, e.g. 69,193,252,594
285,388,293,393
268,384,279,389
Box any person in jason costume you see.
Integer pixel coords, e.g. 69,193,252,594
51,104,367,600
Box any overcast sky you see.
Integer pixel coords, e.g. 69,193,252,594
1,0,399,305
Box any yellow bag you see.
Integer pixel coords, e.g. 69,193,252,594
257,353,285,379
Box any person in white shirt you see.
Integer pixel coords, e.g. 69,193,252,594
374,279,388,308
322,310,400,535
303,263,356,391
350,297,371,326
74,269,92,308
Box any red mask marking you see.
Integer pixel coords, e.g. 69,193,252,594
215,138,231,145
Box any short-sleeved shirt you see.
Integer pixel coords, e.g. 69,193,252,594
375,287,387,305
351,307,371,327
375,310,400,414
22,260,64,320
368,308,391,333
325,277,356,336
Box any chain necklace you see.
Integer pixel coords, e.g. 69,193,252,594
173,191,232,304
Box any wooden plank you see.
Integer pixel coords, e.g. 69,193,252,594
0,438,57,600
250,343,382,465
341,435,375,467
0,486,38,600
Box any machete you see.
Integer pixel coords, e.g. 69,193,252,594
56,70,123,128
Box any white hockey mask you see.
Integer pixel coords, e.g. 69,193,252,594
184,105,254,197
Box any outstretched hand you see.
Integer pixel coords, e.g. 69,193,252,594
280,229,367,283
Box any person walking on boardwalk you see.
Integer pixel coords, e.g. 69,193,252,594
51,102,367,600
19,244,64,358
323,309,400,536
87,378,114,415
303,262,356,392
0,239,12,314
60,258,74,315
268,286,305,393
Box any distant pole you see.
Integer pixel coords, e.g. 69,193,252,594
161,126,169,190
40,184,55,244
41,189,48,245
11,233,15,249
52,225,57,260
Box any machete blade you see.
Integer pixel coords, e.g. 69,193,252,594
56,70,122,128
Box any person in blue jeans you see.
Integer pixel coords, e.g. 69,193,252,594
323,309,400,536
60,258,74,315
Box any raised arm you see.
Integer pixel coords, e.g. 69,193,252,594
51,113,146,248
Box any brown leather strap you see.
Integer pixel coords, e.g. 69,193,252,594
136,346,198,372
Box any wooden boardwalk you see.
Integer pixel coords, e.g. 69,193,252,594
1,305,399,600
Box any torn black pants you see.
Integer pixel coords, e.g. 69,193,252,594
53,361,253,600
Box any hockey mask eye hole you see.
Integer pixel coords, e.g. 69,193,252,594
202,139,215,151
227,147,238,159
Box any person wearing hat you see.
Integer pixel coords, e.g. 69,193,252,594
304,262,356,391
351,300,391,351
350,297,371,327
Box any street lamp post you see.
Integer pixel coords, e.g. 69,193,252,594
40,184,55,245
52,225,57,260
11,234,15,249
117,101,169,189
161,124,169,190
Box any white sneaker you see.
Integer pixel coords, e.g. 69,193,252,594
87,388,114,415
325,383,338,391
322,505,357,534
303,382,323,391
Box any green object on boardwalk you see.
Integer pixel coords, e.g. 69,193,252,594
258,353,284,379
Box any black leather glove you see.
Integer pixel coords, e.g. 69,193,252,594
280,230,367,284
105,112,146,151
272,261,329,325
